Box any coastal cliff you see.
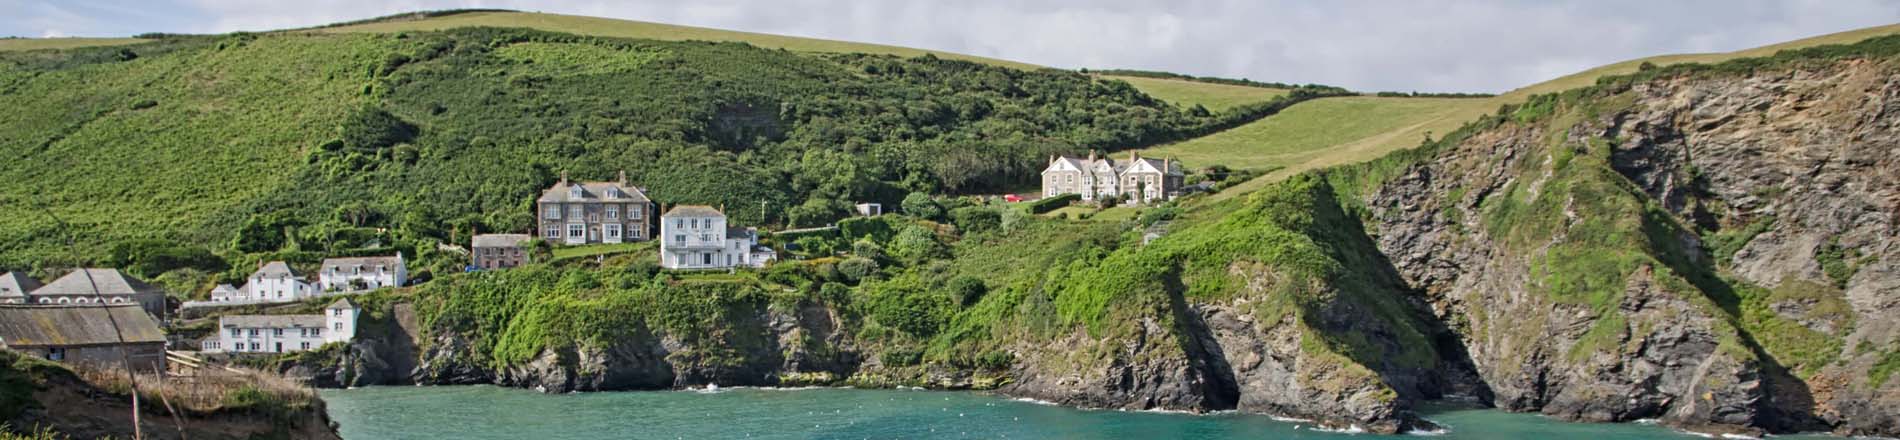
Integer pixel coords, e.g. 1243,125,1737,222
277,36,1900,437
1,350,339,440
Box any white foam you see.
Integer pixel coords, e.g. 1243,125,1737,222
1308,424,1367,435
1009,397,1058,406
1269,415,1315,423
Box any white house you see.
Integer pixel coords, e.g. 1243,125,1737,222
659,205,775,270
201,298,359,354
243,261,317,302
319,254,406,292
1040,150,1185,204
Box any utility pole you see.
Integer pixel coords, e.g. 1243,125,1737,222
759,200,767,226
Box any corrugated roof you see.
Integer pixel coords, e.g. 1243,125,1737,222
0,305,165,347
221,314,325,329
663,205,725,218
32,268,160,296
537,181,652,203
0,272,39,298
472,233,531,248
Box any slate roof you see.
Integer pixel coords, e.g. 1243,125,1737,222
0,305,165,348
32,268,161,296
0,272,40,298
472,233,531,248
726,226,756,241
251,261,299,279
322,255,404,271
663,205,725,218
325,298,357,310
220,314,325,329
537,181,651,204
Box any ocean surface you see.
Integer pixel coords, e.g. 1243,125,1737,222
321,385,1832,439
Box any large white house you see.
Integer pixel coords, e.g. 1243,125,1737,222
201,298,359,354
659,205,775,270
1040,150,1184,204
210,261,317,303
319,254,406,292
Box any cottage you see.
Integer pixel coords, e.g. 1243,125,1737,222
1040,150,1185,204
537,171,655,245
244,261,317,302
0,272,40,304
471,233,531,270
0,304,167,371
29,268,167,318
659,205,775,270
319,254,406,292
208,284,242,302
202,298,359,354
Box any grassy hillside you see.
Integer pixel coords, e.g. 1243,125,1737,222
0,27,1231,276
0,37,146,51
308,10,1040,69
1096,75,1289,112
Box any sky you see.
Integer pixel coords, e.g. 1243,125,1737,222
3,0,1896,92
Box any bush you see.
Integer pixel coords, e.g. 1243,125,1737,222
900,192,943,220
885,226,945,264
794,236,838,256
949,206,1001,234
947,276,987,306
851,238,885,260
880,347,923,367
838,216,897,243
1025,193,1079,214
838,257,881,282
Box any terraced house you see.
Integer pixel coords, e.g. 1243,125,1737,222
1040,150,1185,204
537,171,654,245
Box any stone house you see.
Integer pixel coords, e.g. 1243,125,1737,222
319,254,406,292
471,233,531,270
537,171,654,245
29,269,167,318
659,205,775,270
201,298,359,354
1039,150,1185,204
0,304,167,372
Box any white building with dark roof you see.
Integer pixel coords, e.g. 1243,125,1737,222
29,268,167,317
659,205,775,270
1040,150,1185,204
202,298,359,354
319,254,406,292
537,170,655,245
243,261,316,302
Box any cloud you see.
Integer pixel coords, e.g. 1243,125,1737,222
1,0,1895,92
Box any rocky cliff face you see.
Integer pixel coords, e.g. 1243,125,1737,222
1361,55,1898,436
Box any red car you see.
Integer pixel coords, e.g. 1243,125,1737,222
1003,194,1023,202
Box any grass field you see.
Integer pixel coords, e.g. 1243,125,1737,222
550,242,650,261
1098,75,1290,112
1136,96,1483,172
310,11,1040,69
0,37,146,51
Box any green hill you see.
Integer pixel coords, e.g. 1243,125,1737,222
0,27,1223,273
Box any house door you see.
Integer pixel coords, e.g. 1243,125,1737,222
275,342,282,353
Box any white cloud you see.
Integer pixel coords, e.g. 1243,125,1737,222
1,0,1895,92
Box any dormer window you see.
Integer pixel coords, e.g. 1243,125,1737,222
606,187,623,199
568,186,585,199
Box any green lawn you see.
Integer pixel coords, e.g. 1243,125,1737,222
313,11,1039,69
1101,75,1290,112
550,242,650,260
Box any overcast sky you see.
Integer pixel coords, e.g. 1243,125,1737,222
4,0,1896,92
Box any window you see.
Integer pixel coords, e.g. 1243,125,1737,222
630,205,642,217
302,342,312,350
231,328,242,337
674,219,683,229
273,328,284,337
332,309,342,317
606,205,618,220
675,234,685,243
605,224,621,239
248,329,259,337
568,224,585,239
333,323,343,332
569,205,583,219
48,348,65,360
250,343,260,351
313,328,322,337
544,205,560,219
545,226,560,239
702,253,712,265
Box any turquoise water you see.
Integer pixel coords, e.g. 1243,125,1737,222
321,386,1828,439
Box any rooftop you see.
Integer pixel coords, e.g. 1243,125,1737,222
326,297,358,310
251,261,298,279
663,205,725,218
0,305,165,347
32,268,161,297
537,180,651,204
0,272,40,298
322,255,404,269
221,314,325,329
472,233,532,248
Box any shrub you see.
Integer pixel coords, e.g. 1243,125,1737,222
851,238,885,260
1025,193,1079,214
901,192,943,220
948,206,1001,235
838,257,880,282
880,347,923,367
947,276,987,306
886,226,945,264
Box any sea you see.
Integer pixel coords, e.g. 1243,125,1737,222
321,385,1838,439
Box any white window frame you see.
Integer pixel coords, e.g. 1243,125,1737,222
545,226,560,239
606,205,618,220
569,205,583,219
605,223,622,240
544,205,560,219
568,224,585,239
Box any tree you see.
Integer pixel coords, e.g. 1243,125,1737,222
851,238,885,261
838,257,881,283
901,192,943,220
949,206,1001,235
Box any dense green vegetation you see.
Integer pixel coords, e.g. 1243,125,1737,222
0,26,1261,283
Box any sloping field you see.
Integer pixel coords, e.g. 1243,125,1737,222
0,37,146,51
1098,75,1290,112
311,11,1040,69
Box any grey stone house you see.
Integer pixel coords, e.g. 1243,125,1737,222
537,171,655,245
0,304,167,372
472,233,531,270
29,268,167,318
1040,150,1185,204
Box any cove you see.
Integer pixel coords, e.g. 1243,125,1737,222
319,386,1840,439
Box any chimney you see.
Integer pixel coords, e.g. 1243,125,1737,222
558,170,569,185
617,170,628,186
1129,150,1138,162
1087,150,1096,161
